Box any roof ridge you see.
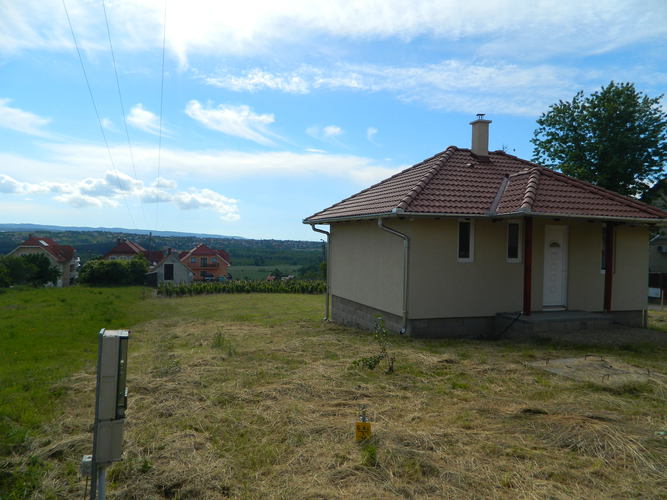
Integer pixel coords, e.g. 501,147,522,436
492,150,667,218
539,168,667,218
520,168,542,212
488,175,510,215
396,148,455,211
304,146,459,221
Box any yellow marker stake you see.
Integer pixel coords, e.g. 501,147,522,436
355,421,372,441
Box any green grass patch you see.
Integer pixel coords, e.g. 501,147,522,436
0,286,152,455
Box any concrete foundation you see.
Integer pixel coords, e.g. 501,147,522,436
408,316,494,339
331,295,403,333
332,296,647,339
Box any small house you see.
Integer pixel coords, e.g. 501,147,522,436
7,234,79,287
149,250,194,285
304,117,667,338
179,244,231,281
103,238,164,266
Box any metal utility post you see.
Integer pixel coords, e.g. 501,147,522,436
310,225,331,320
87,329,129,500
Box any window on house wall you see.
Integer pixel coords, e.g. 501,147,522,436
191,257,196,263
201,257,208,267
212,257,217,263
507,222,521,262
457,220,474,262
164,264,174,281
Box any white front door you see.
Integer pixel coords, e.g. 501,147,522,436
543,225,568,308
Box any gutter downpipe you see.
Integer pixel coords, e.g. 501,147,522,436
378,218,409,334
310,224,330,320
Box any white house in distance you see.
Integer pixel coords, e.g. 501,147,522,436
149,250,194,285
304,117,667,338
7,235,79,287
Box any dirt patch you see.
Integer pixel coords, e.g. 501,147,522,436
528,355,667,389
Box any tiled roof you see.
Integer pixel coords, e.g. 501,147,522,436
103,239,163,262
104,239,146,257
15,235,76,262
304,147,667,223
179,244,231,265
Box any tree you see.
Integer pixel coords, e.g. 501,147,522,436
21,253,61,286
532,82,667,197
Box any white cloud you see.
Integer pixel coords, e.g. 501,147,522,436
173,189,239,221
127,103,163,135
2,1,666,65
367,127,378,143
185,100,277,145
307,125,344,142
101,118,115,131
305,148,326,153
203,60,590,116
323,125,343,137
0,169,240,221
0,98,51,136
152,177,178,189
1,141,404,189
0,174,25,193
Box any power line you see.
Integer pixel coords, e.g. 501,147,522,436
102,0,147,229
155,0,168,231
62,0,137,229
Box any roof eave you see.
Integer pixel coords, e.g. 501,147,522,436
305,210,666,225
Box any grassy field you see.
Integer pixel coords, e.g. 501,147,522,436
2,289,667,498
227,265,301,281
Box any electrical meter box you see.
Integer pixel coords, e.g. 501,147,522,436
93,329,129,464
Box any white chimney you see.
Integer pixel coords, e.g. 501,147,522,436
470,114,492,158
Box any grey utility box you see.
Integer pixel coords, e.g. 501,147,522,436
93,329,129,465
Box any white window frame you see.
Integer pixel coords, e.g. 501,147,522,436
506,220,522,263
457,219,475,263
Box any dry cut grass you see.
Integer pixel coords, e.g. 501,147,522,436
7,294,667,499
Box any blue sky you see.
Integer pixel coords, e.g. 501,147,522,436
1,0,666,240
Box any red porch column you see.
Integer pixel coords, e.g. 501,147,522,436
603,222,615,312
523,216,533,316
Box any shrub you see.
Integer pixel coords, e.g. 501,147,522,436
157,279,325,296
0,254,60,287
79,256,148,285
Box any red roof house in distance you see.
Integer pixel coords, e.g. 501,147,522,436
103,238,164,265
179,244,231,281
7,235,79,287
304,116,667,338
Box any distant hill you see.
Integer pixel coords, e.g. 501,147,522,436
0,226,324,267
0,223,246,239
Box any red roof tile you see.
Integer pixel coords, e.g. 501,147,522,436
304,147,667,223
179,244,231,265
15,235,76,262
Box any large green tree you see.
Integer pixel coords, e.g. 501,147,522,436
531,82,667,196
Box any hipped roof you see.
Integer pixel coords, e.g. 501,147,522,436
178,244,231,265
14,235,75,262
304,147,667,223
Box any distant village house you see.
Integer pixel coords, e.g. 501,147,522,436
7,235,79,287
178,244,231,282
103,238,164,266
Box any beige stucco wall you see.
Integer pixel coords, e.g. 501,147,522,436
330,221,403,315
329,217,648,320
562,220,604,311
407,218,523,318
612,225,648,310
